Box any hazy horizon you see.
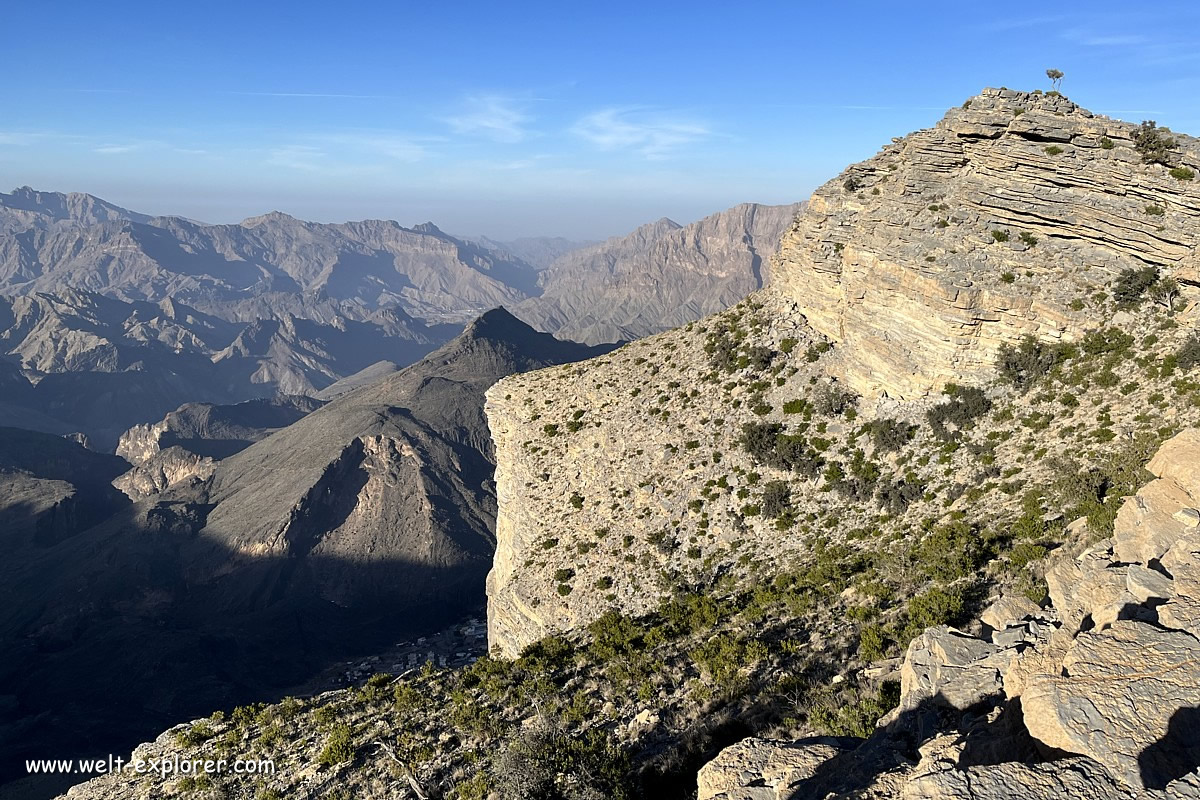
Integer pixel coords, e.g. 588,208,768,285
6,0,1200,238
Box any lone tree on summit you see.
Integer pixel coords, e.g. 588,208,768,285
1046,68,1064,92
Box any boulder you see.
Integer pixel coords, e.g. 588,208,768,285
899,626,1005,712
695,737,849,800
1021,620,1200,790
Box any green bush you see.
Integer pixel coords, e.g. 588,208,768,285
996,335,1063,391
1177,336,1200,370
318,723,355,767
493,716,630,800
1044,145,1063,156
865,418,917,453
761,481,792,518
991,230,1010,243
903,584,970,643
1113,266,1160,305
1133,120,1175,164
1170,167,1195,181
926,385,992,439
1099,136,1115,149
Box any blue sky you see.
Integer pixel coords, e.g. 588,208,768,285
4,1,1200,239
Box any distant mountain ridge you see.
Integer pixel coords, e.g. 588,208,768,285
1,188,802,342
513,202,804,344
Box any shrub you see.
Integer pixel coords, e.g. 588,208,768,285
318,723,355,767
493,716,630,800
745,345,775,371
1113,266,1160,306
843,176,861,192
1018,231,1038,247
173,722,216,748
1177,336,1200,370
1000,272,1016,284
991,230,1010,243
543,423,560,437
780,337,798,354
805,341,833,363
1133,121,1175,165
1145,204,1165,216
1099,136,1115,150
1170,166,1195,181
996,335,1063,391
926,385,992,439
814,382,857,416
761,481,792,518
903,584,970,644
569,492,584,509
865,418,917,453
1044,145,1063,156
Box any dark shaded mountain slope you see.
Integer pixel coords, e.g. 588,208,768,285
0,309,607,792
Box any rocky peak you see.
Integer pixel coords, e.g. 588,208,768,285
411,221,447,236
771,87,1200,399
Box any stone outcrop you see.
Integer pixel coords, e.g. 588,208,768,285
770,88,1200,399
111,446,216,501
697,428,1200,798
695,737,852,800
115,395,323,464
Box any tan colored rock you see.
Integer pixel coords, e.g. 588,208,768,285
899,626,1004,712
980,594,1043,631
902,755,1130,800
696,737,849,800
770,88,1200,400
1021,620,1200,791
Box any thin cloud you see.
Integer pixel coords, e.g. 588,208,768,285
339,135,429,162
572,108,710,159
445,95,532,143
94,144,140,154
267,145,328,171
227,91,394,99
0,131,54,146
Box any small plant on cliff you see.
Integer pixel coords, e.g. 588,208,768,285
865,418,917,453
843,176,861,192
1176,336,1200,370
1018,231,1038,247
990,229,1010,243
996,335,1063,391
1112,266,1160,306
1151,277,1181,311
318,723,355,767
1044,145,1064,156
1133,121,1176,165
760,481,792,519
493,716,630,800
1145,204,1165,216
1170,166,1195,181
1099,136,1115,149
926,384,992,438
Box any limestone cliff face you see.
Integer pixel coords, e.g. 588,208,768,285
771,87,1200,399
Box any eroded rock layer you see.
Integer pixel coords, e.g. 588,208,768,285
771,87,1200,399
